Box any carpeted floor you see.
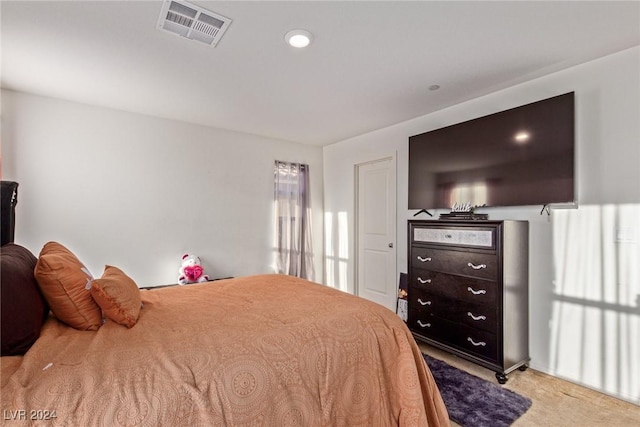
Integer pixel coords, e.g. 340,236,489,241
423,354,532,427
420,343,640,426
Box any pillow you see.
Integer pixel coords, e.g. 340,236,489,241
1,243,49,356
34,242,102,331
90,265,141,328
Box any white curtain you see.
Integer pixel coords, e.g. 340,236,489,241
274,161,314,281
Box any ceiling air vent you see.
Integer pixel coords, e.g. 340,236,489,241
157,0,232,47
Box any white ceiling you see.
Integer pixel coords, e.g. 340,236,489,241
2,1,639,146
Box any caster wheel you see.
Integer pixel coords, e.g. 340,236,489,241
518,364,529,372
495,372,508,384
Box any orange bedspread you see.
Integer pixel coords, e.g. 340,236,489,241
1,274,448,426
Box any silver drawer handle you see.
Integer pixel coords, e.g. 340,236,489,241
467,337,486,347
417,277,431,284
417,298,432,306
467,262,487,270
467,287,487,295
467,312,487,321
417,256,432,262
417,320,431,328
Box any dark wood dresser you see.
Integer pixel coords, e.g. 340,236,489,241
408,220,529,383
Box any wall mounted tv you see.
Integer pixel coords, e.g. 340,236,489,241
408,92,575,210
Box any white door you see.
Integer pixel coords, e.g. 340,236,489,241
356,156,397,311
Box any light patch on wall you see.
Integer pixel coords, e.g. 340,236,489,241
324,211,349,291
550,204,639,403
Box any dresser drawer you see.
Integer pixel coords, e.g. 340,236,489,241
451,323,498,361
408,288,497,333
411,247,498,280
408,313,498,361
410,270,497,306
407,311,449,341
413,226,495,249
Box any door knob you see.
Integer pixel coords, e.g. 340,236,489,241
388,243,394,248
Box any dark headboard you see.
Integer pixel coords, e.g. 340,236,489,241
1,181,19,246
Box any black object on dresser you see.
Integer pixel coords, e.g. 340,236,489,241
408,220,529,384
1,181,19,246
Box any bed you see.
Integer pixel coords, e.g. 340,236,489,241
1,242,448,426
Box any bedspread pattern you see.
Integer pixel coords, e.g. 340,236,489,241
1,274,448,426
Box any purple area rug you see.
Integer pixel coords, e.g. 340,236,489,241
423,354,532,427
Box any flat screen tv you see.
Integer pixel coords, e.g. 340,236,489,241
408,92,575,210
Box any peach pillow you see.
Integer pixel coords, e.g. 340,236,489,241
34,242,102,331
90,265,141,328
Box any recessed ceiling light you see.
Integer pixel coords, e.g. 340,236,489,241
429,85,441,91
285,29,313,48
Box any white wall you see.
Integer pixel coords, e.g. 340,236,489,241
1,90,324,286
323,46,640,403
